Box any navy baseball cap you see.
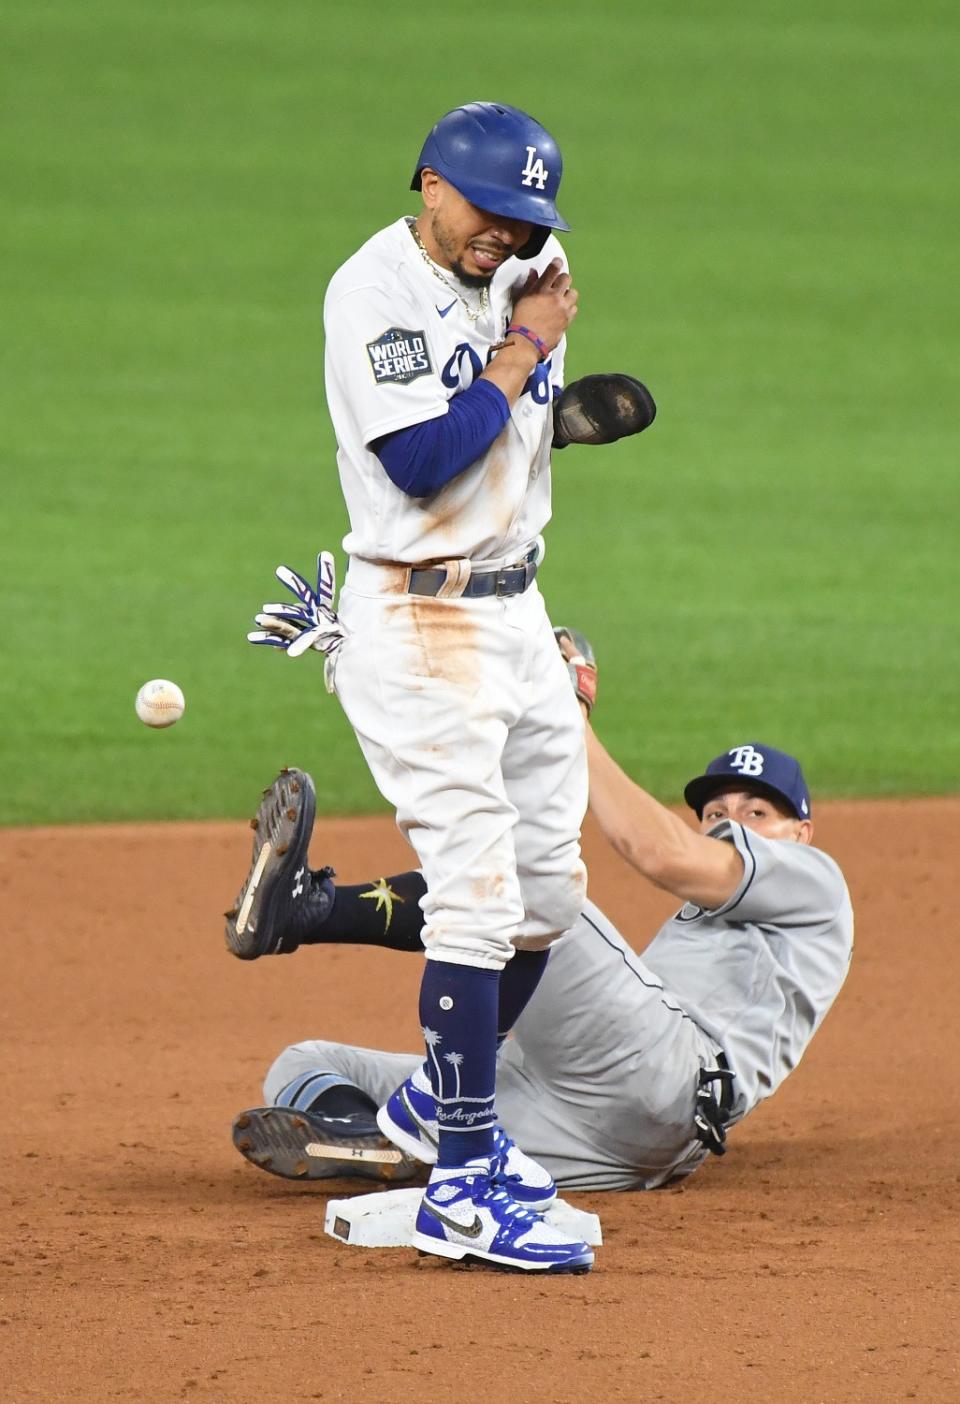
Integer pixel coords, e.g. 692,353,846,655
683,743,811,819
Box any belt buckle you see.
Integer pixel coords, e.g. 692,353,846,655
492,561,535,597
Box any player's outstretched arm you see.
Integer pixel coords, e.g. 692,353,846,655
584,725,743,911
552,626,741,908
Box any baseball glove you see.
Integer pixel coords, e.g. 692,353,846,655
553,373,656,449
553,627,598,716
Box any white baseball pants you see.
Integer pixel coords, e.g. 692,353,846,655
331,570,588,969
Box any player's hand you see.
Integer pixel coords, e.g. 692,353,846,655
510,258,579,354
554,626,597,716
248,551,345,660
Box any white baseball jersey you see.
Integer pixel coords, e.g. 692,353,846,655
641,821,854,1120
323,216,567,564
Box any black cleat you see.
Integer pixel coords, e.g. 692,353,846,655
225,768,332,959
232,1106,420,1184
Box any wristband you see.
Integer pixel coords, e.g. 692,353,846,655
503,324,549,362
571,660,597,715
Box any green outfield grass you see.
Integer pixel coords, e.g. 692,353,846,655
2,0,957,824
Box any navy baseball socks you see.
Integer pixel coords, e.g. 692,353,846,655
497,947,549,1039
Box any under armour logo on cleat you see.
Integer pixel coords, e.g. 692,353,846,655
292,867,305,898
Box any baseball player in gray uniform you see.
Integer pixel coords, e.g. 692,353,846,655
227,103,653,1273
227,637,854,1198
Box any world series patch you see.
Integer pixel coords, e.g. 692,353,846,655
366,327,432,386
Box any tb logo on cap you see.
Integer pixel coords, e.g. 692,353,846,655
728,745,765,777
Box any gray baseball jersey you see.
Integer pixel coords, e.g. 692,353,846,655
263,824,853,1191
641,820,854,1123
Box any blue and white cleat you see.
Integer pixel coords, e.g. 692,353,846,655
376,1072,557,1212
412,1159,593,1274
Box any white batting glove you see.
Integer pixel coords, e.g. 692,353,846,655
248,551,345,662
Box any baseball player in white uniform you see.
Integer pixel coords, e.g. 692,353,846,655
225,103,654,1273
228,716,853,1196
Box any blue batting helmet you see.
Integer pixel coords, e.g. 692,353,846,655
411,101,569,259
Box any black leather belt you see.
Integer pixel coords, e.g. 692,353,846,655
407,547,538,599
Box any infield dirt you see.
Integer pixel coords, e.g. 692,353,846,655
3,799,958,1403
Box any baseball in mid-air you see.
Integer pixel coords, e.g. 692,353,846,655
135,678,186,728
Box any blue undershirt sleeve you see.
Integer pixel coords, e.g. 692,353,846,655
372,379,511,497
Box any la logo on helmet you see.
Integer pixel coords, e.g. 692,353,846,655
521,145,549,190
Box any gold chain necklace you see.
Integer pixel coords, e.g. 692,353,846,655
409,220,490,323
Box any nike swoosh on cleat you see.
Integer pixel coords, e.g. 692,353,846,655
436,300,458,318
401,1087,439,1152
421,1200,484,1239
